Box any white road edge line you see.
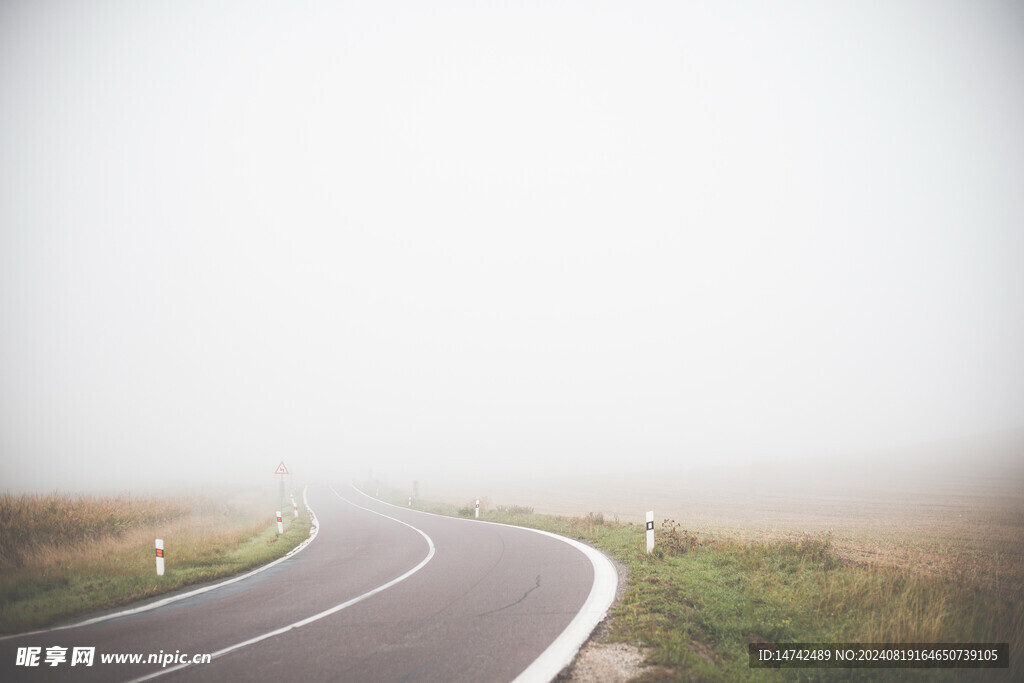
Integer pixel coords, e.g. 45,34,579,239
126,484,437,683
509,530,617,683
0,486,322,642
349,485,618,683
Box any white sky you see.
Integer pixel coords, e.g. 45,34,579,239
2,1,1023,492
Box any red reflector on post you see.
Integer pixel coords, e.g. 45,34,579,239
156,548,164,558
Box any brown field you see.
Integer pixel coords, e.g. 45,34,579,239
420,437,1024,596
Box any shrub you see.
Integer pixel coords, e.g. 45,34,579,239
659,518,699,556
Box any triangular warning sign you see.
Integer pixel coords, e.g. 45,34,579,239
274,461,289,475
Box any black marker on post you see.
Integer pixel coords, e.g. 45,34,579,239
646,511,655,553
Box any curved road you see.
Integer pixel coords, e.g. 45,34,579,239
0,484,616,682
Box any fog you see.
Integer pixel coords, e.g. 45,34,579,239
2,1,1023,495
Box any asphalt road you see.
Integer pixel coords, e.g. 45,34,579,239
0,484,616,682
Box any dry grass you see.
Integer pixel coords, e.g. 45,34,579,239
0,493,191,571
0,488,309,634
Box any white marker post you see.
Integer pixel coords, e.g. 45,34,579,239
475,499,480,519
292,498,298,518
408,496,412,507
276,511,284,534
646,511,655,554
155,539,165,576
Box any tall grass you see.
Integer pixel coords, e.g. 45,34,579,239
0,493,190,570
0,489,311,635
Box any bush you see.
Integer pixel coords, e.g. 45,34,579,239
658,518,699,556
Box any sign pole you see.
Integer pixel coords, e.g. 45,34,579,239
274,461,290,504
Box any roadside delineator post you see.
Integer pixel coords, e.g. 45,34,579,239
292,498,298,518
475,499,480,519
277,511,284,534
408,496,412,507
155,539,165,576
646,511,655,554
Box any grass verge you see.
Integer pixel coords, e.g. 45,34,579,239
376,483,1021,682
0,489,313,635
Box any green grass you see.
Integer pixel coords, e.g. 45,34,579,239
614,535,1018,681
0,489,313,635
374,483,1021,682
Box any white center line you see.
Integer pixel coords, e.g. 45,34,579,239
346,484,618,683
127,484,436,682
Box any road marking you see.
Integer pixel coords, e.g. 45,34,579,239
350,485,618,682
509,529,617,683
127,484,436,682
0,486,321,642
